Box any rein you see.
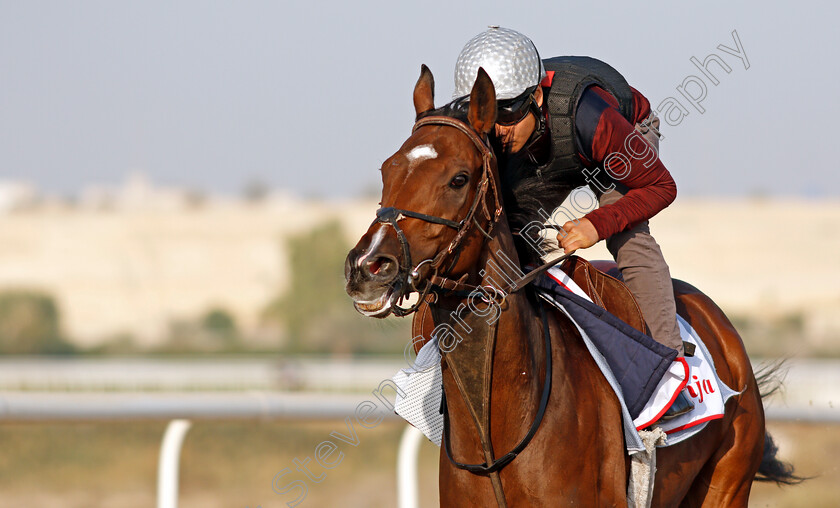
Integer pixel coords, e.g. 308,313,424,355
432,250,576,297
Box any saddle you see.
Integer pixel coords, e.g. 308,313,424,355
558,256,649,335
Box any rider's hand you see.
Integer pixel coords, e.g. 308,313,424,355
557,218,599,253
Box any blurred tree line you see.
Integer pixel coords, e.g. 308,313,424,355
0,291,75,354
74,220,411,356
0,221,832,357
0,220,410,356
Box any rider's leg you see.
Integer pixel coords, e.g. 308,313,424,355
600,114,690,419
598,185,684,356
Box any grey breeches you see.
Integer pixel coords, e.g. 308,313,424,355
598,187,683,354
598,113,683,354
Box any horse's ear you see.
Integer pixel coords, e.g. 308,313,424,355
468,68,497,134
413,64,435,117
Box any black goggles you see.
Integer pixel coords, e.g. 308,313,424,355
495,86,539,126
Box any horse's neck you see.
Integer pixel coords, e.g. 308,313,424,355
479,224,545,405
477,226,542,367
433,220,546,439
435,219,540,348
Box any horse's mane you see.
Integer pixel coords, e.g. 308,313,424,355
415,98,470,123
418,100,574,265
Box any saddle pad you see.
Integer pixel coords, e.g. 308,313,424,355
544,264,591,300
392,336,444,446
391,269,740,452
548,267,690,430
542,267,741,446
653,315,742,445
632,357,690,430
538,267,677,420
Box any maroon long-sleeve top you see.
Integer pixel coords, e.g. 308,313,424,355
565,85,677,240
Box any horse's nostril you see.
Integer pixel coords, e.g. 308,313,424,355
364,255,397,279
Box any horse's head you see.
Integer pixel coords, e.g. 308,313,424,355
345,65,501,317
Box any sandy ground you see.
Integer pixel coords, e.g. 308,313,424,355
0,420,832,508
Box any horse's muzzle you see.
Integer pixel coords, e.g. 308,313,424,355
344,247,401,318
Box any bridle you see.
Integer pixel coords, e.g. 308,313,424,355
370,115,502,316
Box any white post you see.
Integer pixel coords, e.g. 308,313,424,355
397,424,424,508
157,419,192,508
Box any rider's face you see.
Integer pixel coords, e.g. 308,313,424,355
494,86,543,154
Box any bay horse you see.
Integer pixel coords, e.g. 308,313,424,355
345,65,798,506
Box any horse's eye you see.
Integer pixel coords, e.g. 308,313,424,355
449,174,469,189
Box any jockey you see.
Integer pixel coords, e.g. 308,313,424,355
451,26,693,420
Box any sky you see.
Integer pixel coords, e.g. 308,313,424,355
0,1,838,198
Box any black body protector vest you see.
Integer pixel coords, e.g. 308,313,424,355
540,56,635,188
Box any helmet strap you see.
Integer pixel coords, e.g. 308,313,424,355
522,100,550,166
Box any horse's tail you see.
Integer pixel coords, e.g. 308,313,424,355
756,433,804,485
753,360,806,485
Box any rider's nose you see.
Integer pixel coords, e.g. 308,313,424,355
361,254,398,281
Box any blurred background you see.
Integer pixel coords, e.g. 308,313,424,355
0,1,838,507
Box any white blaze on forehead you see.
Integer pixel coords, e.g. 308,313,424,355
406,144,438,168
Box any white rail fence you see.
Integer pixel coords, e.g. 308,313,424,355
0,391,837,508
0,392,408,508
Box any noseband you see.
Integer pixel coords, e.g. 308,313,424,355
370,116,502,316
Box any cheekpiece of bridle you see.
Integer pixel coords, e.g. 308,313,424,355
369,115,502,316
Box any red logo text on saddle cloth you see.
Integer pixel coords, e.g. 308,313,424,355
653,320,732,435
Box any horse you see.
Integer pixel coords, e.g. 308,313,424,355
344,65,798,507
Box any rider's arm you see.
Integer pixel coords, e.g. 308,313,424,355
575,87,677,240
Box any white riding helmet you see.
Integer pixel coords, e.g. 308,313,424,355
452,26,546,101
